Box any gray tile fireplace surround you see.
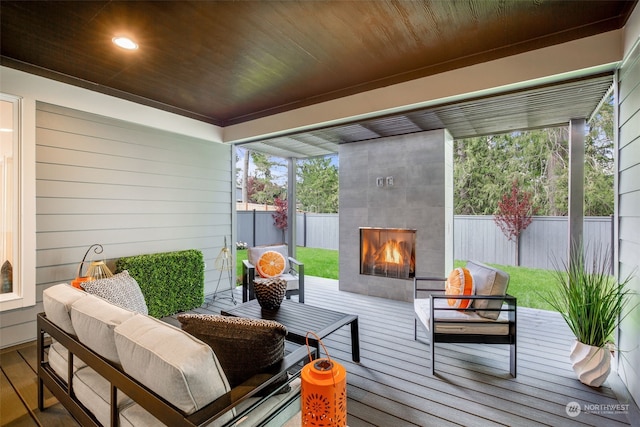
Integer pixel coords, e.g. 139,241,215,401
338,129,454,302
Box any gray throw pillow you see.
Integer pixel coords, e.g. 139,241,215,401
82,270,148,315
177,313,290,395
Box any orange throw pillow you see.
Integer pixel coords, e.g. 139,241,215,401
256,250,286,278
445,267,475,309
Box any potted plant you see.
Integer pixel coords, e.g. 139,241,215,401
543,242,635,387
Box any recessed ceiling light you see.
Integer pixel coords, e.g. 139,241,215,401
112,36,138,50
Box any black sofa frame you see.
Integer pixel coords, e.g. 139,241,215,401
37,312,310,427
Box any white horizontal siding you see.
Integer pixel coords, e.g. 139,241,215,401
0,102,232,348
617,38,640,408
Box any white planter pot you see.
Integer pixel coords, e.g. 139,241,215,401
569,340,611,387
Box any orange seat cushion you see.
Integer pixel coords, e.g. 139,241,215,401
256,250,286,278
445,267,475,309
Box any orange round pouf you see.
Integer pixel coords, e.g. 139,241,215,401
445,267,475,309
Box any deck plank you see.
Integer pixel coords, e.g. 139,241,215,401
1,277,636,427
199,279,635,427
0,350,79,426
1,369,36,427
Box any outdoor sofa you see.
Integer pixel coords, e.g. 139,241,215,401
38,282,306,426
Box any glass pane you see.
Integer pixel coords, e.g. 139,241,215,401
360,227,416,279
0,98,15,293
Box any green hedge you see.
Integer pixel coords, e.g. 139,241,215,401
115,249,204,318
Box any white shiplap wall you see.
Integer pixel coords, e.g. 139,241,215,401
1,102,232,347
617,39,640,407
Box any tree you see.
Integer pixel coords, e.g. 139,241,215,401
494,180,538,265
245,152,286,205
297,156,339,213
584,99,614,216
454,134,524,215
272,197,288,241
454,115,614,217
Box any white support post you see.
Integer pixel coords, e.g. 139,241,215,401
287,157,297,259
568,118,586,264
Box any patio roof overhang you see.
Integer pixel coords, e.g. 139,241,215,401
233,71,614,158
2,1,633,129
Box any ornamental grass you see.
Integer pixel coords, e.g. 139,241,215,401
542,242,635,348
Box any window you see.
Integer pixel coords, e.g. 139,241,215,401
1,93,35,311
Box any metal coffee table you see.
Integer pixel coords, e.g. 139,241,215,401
222,299,360,363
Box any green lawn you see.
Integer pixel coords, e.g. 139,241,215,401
236,248,557,311
455,260,557,311
236,247,339,280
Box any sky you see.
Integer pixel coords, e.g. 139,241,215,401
235,148,338,185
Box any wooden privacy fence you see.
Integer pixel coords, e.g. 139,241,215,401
236,211,613,270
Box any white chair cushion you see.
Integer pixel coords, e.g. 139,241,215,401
415,298,510,335
70,294,135,364
114,314,232,417
467,260,510,320
43,284,87,335
280,273,299,291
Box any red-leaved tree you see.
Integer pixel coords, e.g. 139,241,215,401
272,197,288,242
494,180,538,266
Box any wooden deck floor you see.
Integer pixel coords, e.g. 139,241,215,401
2,277,639,426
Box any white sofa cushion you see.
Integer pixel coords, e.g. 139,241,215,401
231,378,302,426
43,283,87,335
70,294,135,364
73,366,132,427
114,314,232,417
467,260,510,320
118,378,301,427
47,340,87,383
414,297,510,335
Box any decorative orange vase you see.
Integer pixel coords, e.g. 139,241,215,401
301,358,347,426
71,276,91,289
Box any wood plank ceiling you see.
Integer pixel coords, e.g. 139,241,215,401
1,1,636,156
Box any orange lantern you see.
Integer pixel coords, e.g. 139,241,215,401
301,333,347,426
71,244,112,289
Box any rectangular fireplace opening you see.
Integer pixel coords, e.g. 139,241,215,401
360,227,416,279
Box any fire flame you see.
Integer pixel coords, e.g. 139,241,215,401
361,229,415,278
382,241,403,264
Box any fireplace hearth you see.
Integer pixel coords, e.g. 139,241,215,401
360,227,416,279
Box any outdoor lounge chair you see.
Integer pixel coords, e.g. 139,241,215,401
414,260,516,377
242,244,304,303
